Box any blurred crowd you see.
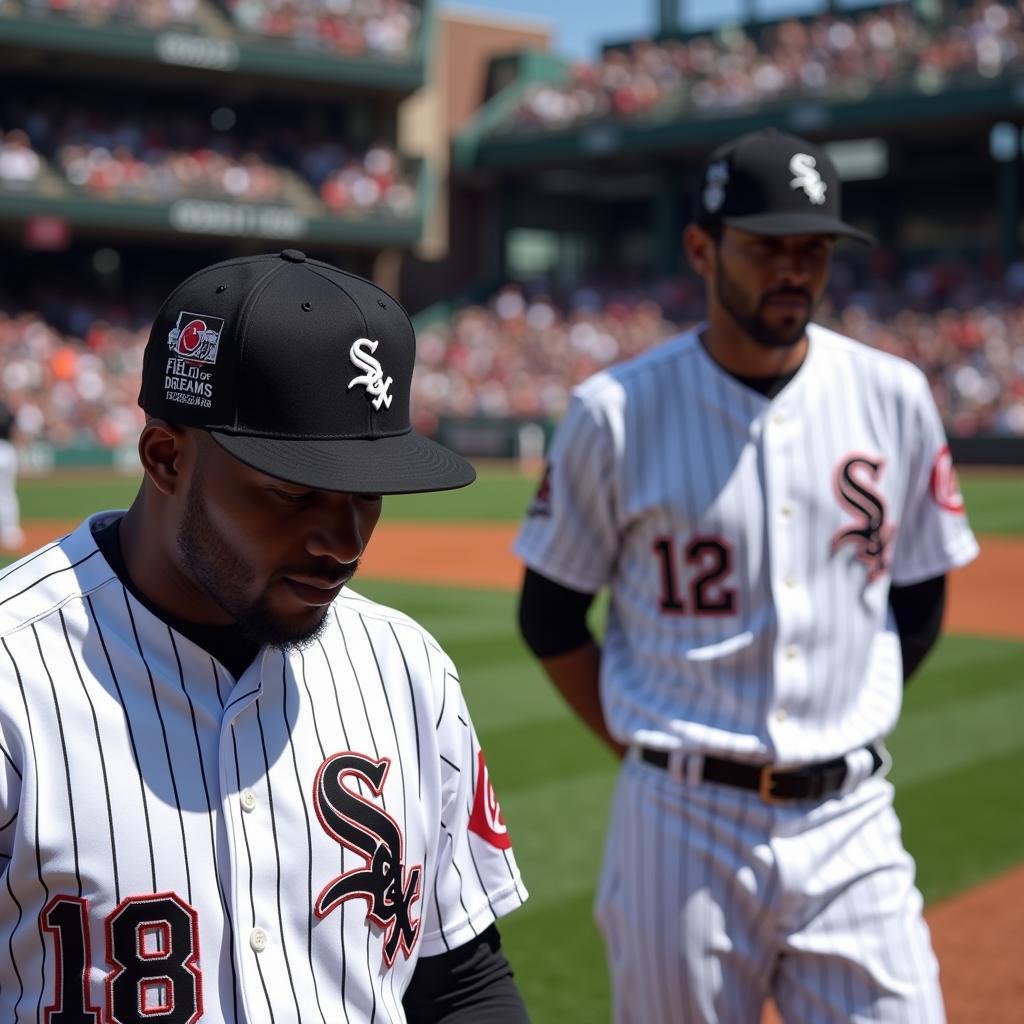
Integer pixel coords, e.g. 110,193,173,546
8,0,421,58
303,140,417,216
1,101,416,214
411,257,1024,438
2,256,1023,453
507,0,1024,131
0,303,148,452
17,0,199,29
0,129,40,187
222,0,421,59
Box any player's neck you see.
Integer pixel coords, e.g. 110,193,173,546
119,497,235,627
700,316,808,379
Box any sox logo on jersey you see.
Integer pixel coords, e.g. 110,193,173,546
831,453,893,582
314,751,422,966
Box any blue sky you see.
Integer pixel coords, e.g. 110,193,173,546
442,0,882,60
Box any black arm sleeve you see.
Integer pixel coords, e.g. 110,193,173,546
889,575,946,684
517,567,596,659
402,925,530,1024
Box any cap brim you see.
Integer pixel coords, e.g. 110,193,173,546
209,429,476,494
723,211,875,245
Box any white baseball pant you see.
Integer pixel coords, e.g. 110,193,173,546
595,754,945,1023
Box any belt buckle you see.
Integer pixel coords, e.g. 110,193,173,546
758,764,787,805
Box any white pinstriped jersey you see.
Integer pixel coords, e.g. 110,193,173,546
515,323,978,765
0,513,526,1023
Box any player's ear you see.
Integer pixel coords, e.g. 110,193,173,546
684,223,716,279
137,419,193,497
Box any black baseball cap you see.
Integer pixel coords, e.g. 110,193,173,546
139,250,475,494
694,128,874,245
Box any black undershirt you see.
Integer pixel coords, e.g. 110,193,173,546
92,516,530,1023
92,516,261,678
0,399,14,441
733,368,800,398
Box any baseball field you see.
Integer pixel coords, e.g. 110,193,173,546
8,466,1023,1023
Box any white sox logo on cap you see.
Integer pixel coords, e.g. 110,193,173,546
790,153,827,205
348,337,394,410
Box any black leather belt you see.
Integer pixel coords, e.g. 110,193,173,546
638,745,884,804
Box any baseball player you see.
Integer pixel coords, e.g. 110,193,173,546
0,394,24,551
515,130,978,1023
0,250,530,1023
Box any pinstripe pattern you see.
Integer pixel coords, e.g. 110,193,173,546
516,323,975,1023
0,515,526,1022
596,761,946,1024
515,323,978,762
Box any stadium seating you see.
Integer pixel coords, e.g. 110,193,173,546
218,0,421,59
17,0,201,31
1,100,416,214
8,0,422,57
4,255,1023,449
502,1,1024,133
409,261,1024,438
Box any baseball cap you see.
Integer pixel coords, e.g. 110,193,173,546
694,128,874,245
139,250,475,494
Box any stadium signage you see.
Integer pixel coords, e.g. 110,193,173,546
155,33,240,72
170,200,307,239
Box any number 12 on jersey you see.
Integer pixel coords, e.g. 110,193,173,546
653,535,737,615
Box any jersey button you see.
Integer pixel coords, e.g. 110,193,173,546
780,504,793,519
784,575,797,589
241,789,257,813
772,412,785,425
774,708,788,722
785,645,798,660
250,928,269,953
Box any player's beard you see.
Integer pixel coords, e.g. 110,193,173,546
714,261,814,349
176,468,334,651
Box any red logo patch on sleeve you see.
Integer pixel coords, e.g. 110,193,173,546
527,462,553,517
468,750,512,850
929,445,965,514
